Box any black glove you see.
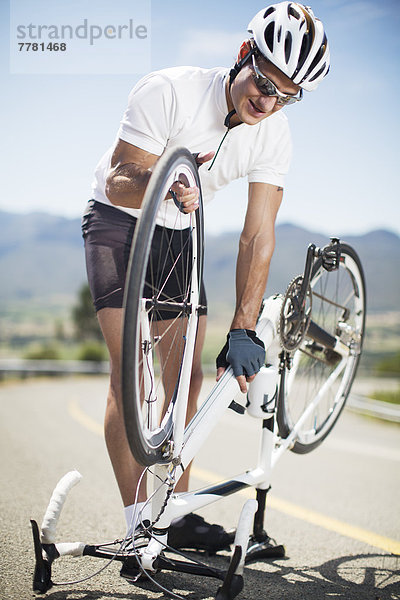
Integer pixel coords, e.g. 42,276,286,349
216,329,265,378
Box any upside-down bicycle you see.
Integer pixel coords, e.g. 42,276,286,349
31,147,366,599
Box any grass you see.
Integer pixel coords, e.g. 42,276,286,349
370,388,400,405
19,340,108,362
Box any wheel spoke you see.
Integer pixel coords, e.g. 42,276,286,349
122,148,204,466
277,245,366,454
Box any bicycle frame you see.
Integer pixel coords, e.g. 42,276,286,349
137,293,324,567
110,240,355,566
30,296,287,592
31,238,363,598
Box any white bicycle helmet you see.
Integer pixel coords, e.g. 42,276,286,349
248,2,330,91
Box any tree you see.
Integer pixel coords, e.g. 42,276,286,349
72,284,103,341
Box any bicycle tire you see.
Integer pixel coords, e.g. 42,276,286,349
276,243,366,453
122,147,204,466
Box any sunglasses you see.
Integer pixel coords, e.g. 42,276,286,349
251,54,303,106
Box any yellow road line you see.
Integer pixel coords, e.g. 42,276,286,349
68,397,400,556
192,466,400,555
68,396,103,437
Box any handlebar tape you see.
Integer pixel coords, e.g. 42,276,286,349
40,470,82,544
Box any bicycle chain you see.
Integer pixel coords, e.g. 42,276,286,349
149,467,177,530
279,275,312,352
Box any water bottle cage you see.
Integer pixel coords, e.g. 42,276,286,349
260,388,278,414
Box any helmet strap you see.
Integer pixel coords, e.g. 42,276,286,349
224,109,237,128
210,41,255,173
228,41,255,90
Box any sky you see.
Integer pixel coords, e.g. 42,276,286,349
1,0,399,237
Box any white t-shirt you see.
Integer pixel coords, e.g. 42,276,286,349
92,66,292,228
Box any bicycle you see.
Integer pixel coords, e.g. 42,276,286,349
31,146,366,599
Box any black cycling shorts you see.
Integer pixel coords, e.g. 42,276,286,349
82,200,207,319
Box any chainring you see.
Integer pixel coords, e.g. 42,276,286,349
279,275,312,352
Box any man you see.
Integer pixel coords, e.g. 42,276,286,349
83,1,330,556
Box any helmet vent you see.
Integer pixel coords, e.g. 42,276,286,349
263,6,276,19
292,33,308,79
309,63,326,82
303,36,327,78
288,4,301,20
284,32,292,64
297,33,311,70
264,22,275,53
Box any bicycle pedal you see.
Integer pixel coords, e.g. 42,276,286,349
120,556,144,582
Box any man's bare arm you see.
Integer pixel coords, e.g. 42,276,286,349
231,182,283,331
216,182,282,392
105,139,214,213
105,140,159,208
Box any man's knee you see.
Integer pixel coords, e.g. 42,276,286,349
107,360,122,405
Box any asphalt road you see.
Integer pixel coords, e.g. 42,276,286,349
0,376,399,600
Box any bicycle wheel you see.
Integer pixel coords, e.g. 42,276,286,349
277,243,366,453
122,147,204,466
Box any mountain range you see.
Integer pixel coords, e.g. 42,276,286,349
0,209,399,315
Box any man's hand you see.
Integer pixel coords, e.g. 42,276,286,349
216,329,265,393
169,151,215,214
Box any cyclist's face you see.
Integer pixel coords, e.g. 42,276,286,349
229,56,300,126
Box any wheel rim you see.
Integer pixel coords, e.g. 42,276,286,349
283,248,365,447
122,149,203,465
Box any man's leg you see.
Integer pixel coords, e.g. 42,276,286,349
97,308,207,503
97,307,147,506
98,307,232,556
